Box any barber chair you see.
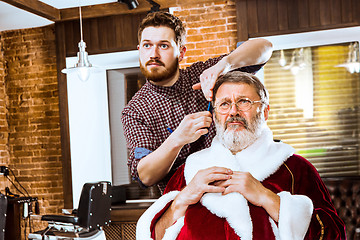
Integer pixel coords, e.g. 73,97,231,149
0,193,7,240
28,181,111,240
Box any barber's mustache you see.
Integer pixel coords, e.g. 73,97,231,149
146,59,165,67
225,116,248,129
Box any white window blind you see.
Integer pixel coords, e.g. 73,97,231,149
263,42,360,177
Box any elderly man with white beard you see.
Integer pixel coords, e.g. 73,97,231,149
136,71,346,240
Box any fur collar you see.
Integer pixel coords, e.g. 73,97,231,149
184,125,295,240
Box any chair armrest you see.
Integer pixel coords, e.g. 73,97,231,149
41,215,79,225
62,208,74,215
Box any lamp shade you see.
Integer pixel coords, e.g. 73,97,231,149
62,41,94,82
335,42,360,74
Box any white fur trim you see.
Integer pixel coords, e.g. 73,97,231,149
163,216,185,240
201,192,252,240
136,191,180,240
183,125,295,239
235,126,295,181
278,191,313,240
269,217,280,240
185,125,295,186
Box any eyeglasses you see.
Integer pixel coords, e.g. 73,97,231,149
214,98,264,114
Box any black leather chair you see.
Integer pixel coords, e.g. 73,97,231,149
322,176,360,240
0,194,7,240
28,181,111,240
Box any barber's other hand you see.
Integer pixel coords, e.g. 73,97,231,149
171,111,212,146
175,167,233,207
192,57,230,101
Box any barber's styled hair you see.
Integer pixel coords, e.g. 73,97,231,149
212,71,269,106
138,11,186,47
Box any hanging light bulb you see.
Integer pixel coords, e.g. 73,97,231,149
62,1,97,82
351,42,360,73
335,42,360,74
77,66,91,82
278,49,287,67
283,49,298,75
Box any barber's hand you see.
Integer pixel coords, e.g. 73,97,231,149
175,167,233,207
192,58,230,101
171,111,212,146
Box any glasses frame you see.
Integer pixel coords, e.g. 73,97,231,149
214,97,264,114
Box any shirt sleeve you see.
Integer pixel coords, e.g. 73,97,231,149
203,54,266,74
235,63,265,74
184,54,265,87
121,106,156,182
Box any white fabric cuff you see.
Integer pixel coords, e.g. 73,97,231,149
163,216,185,240
277,191,313,240
136,191,180,240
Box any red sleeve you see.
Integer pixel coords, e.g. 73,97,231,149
150,165,187,238
287,155,346,239
163,164,187,194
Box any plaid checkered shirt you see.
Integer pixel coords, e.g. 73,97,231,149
121,55,263,193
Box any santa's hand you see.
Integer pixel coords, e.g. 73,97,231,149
169,111,212,147
216,172,266,205
175,167,233,207
216,171,280,221
155,167,232,239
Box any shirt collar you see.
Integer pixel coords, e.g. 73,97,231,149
146,72,185,96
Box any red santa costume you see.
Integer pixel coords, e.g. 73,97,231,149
136,125,346,240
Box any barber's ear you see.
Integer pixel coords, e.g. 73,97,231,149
179,46,186,62
264,105,270,120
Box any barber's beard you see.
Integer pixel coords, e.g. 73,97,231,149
140,58,179,83
215,111,266,153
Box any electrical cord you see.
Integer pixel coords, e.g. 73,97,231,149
6,176,26,197
4,166,34,239
6,167,30,197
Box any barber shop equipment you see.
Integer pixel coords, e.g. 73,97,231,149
0,193,7,240
28,181,111,240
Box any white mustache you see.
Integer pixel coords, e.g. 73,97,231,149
225,116,248,130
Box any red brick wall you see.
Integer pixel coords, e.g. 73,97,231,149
0,25,63,236
0,34,10,191
173,0,238,68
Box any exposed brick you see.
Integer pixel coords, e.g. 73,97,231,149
186,28,200,36
199,25,227,34
0,25,63,235
186,34,205,43
175,0,237,67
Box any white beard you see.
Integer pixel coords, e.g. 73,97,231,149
215,111,266,153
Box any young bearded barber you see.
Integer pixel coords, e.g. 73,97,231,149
121,12,273,193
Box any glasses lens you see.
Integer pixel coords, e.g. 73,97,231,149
217,102,231,114
216,99,256,114
236,99,252,111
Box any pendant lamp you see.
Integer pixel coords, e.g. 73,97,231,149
335,42,360,74
61,3,95,82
